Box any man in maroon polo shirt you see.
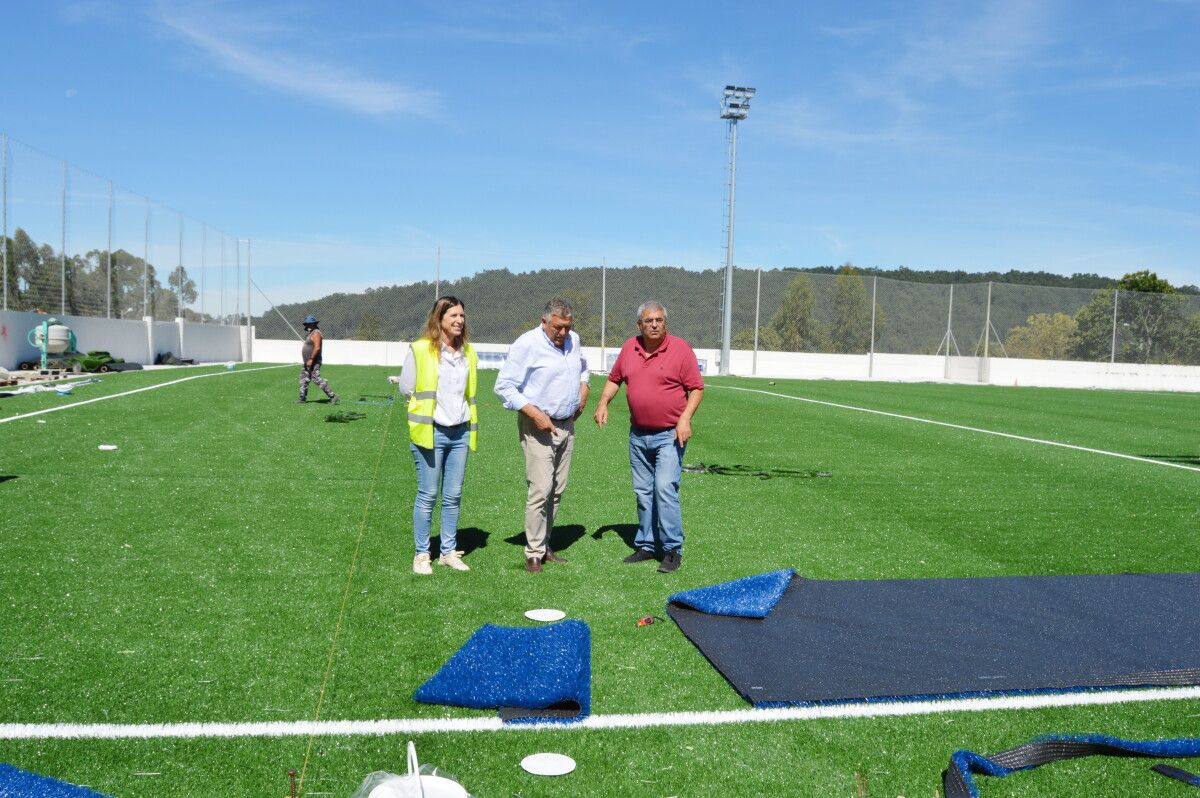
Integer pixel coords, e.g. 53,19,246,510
593,301,704,573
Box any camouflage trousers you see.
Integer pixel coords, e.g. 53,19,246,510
299,363,337,401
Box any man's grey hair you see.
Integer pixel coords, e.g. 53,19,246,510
543,297,574,320
636,301,667,322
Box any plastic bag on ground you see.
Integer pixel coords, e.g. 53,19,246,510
349,742,472,798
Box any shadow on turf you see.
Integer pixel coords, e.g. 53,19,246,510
0,475,15,484
433,527,490,556
503,524,588,554
1136,453,1200,465
591,523,639,549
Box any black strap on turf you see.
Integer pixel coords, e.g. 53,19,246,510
944,735,1200,797
1152,764,1200,787
497,700,581,722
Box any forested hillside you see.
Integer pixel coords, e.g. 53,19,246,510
253,264,1200,365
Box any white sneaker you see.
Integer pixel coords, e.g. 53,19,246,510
440,550,470,571
413,552,432,575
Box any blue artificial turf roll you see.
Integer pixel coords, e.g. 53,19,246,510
668,569,796,618
0,763,113,798
414,619,591,724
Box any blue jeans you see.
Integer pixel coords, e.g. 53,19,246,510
410,423,470,556
629,428,686,554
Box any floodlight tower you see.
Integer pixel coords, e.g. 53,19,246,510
719,85,755,375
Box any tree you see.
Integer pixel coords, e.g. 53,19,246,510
770,274,828,351
1070,271,1190,363
1114,271,1185,363
1069,290,1115,361
829,265,884,353
10,228,59,312
355,312,383,341
1118,269,1173,294
107,249,150,318
169,265,198,307
732,325,782,351
1005,312,1078,360
1167,312,1200,365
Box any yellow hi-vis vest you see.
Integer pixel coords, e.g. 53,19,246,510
407,339,478,451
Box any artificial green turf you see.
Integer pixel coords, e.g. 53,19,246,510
1,364,1197,796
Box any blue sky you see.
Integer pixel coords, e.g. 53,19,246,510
2,0,1197,304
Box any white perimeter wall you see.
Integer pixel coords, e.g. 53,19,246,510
0,310,243,369
252,336,1200,393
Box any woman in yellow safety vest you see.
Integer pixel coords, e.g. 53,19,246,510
397,296,479,576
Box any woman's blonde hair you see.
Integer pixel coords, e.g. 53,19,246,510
423,295,468,351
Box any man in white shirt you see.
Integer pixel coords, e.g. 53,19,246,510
495,298,590,573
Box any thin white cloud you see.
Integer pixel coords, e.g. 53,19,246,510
817,21,887,43
406,0,657,55
1074,71,1200,90
773,1,1055,151
896,0,1054,88
59,0,123,24
149,1,439,116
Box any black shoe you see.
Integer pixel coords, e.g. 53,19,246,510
623,548,656,564
329,396,340,404
657,550,681,573
543,548,568,564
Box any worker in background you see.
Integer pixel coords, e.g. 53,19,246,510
297,315,339,404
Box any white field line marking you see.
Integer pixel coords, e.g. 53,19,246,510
719,385,1200,474
3,686,1199,740
0,365,290,425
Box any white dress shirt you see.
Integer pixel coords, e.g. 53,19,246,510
494,327,589,419
398,342,471,426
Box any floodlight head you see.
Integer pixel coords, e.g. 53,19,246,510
720,85,757,121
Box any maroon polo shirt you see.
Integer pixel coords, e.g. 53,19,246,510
608,333,704,430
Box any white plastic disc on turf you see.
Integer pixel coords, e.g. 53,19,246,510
97,444,118,451
520,752,575,776
524,608,565,622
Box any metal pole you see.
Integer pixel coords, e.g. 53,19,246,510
1110,288,1119,364
143,199,149,317
435,245,441,299
60,161,67,314
200,225,206,321
983,281,993,359
868,276,877,378
1,133,7,312
177,213,184,318
752,267,761,375
234,238,241,321
600,257,607,370
220,234,226,322
944,283,955,373
245,239,252,363
720,119,739,376
106,181,113,318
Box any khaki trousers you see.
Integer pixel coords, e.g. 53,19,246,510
518,414,575,559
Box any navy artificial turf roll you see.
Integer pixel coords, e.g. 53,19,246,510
667,571,1200,706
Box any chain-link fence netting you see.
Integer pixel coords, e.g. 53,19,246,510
253,264,1200,368
1,134,240,323
5,134,1196,366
